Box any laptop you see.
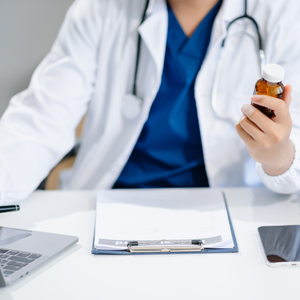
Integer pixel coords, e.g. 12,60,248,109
0,226,78,287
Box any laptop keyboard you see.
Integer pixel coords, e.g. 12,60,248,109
0,248,42,277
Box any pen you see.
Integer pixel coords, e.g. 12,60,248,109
0,205,20,213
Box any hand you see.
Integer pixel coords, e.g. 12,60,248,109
235,85,294,176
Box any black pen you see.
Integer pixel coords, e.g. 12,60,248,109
0,205,20,213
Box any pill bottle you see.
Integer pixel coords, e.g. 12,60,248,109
252,63,285,118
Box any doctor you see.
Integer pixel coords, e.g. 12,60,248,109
0,0,300,203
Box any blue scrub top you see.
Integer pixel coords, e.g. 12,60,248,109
113,0,222,189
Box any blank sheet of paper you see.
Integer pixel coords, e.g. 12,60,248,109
94,188,234,250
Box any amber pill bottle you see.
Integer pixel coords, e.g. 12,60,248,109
253,63,285,118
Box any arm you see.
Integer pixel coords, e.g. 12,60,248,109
0,0,102,203
235,2,300,194
236,85,298,192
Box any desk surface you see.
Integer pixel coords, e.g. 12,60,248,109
0,188,300,300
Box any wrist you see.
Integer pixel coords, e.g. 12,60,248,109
262,139,295,176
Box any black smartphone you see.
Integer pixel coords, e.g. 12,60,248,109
258,225,300,267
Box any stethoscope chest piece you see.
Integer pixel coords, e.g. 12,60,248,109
122,94,142,120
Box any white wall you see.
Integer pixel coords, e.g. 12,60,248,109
0,0,74,116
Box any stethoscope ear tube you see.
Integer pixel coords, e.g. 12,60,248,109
222,0,265,75
211,0,266,122
121,0,150,121
133,0,150,96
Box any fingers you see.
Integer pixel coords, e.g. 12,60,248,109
283,84,292,106
237,113,265,140
235,121,255,145
250,84,292,120
237,84,293,140
236,84,294,172
240,104,274,136
250,95,286,119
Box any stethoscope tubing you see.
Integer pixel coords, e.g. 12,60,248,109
133,0,150,96
212,0,266,122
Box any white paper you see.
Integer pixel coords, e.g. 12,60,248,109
94,188,235,251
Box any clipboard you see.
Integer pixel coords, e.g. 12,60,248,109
92,189,238,255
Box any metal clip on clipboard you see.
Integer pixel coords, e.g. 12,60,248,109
127,239,205,253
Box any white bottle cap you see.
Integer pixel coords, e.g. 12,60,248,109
262,63,284,83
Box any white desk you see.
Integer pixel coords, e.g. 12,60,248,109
0,188,300,300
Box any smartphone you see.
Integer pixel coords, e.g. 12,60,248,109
258,225,300,267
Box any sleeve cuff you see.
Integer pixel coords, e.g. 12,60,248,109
256,137,300,194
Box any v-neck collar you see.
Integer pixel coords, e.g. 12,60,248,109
167,0,223,59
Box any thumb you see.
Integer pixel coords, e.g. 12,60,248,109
283,84,292,106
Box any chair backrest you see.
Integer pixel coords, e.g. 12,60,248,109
0,0,74,117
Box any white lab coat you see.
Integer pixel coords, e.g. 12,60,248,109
1,0,300,203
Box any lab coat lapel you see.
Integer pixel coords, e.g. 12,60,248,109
194,0,260,188
138,0,168,91
220,0,246,23
209,0,249,45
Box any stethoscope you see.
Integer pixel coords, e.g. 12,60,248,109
122,0,150,119
122,0,265,122
212,0,265,122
